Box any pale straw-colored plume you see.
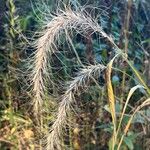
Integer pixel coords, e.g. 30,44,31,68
46,64,106,150
31,8,118,115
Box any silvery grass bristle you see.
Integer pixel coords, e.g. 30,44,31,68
46,64,106,150
30,7,116,115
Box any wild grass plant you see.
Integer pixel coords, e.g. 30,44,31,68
0,1,150,150
30,6,150,150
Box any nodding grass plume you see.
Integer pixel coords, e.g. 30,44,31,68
46,64,105,150
31,8,117,115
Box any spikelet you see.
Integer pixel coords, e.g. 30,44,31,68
46,64,105,150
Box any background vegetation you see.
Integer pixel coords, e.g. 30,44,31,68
0,0,150,150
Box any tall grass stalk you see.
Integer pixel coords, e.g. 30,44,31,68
121,0,132,107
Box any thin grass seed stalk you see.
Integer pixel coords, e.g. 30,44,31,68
46,64,105,150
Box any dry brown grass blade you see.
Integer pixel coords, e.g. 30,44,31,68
106,57,116,125
117,98,150,150
116,85,144,136
105,55,120,149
